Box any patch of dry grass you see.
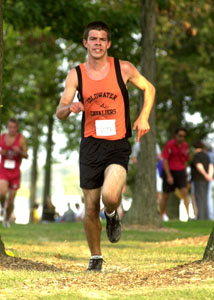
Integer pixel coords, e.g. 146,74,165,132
0,221,214,299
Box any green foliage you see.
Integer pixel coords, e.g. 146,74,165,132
2,0,214,211
156,0,214,144
4,0,213,148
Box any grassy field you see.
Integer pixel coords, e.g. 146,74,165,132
0,220,214,300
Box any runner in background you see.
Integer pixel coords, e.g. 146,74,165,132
0,118,28,227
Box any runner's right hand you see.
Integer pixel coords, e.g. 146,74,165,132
70,102,84,114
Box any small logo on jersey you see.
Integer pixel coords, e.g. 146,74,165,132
86,92,117,104
90,109,117,116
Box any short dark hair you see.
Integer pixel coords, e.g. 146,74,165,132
175,127,187,135
193,140,205,149
8,118,19,126
83,21,111,41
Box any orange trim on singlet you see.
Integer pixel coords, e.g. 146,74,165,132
79,57,127,140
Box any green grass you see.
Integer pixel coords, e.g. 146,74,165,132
0,220,214,300
163,219,214,235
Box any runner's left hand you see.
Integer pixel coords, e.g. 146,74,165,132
133,118,150,142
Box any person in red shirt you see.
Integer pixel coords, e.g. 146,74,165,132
56,21,155,271
0,118,28,227
159,127,189,221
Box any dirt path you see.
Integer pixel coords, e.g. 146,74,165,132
0,236,214,290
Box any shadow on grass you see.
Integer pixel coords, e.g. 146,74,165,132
0,254,69,272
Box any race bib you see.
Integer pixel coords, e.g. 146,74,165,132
4,159,15,169
95,119,116,136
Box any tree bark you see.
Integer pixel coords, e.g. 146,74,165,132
29,101,40,222
0,235,7,256
0,0,7,254
203,225,214,261
124,0,161,225
42,115,54,220
0,0,3,126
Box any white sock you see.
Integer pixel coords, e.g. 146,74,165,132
105,210,116,218
91,255,103,260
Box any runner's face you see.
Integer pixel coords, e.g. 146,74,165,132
175,130,186,144
7,122,18,136
83,30,111,59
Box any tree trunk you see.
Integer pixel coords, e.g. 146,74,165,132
203,225,214,261
29,102,40,222
0,0,3,126
0,0,7,254
0,235,7,256
124,0,161,225
42,115,54,221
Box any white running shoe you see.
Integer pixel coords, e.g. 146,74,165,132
2,220,11,228
162,213,169,222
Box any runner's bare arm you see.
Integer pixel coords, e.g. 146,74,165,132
196,163,213,182
20,136,28,159
56,69,84,120
13,136,28,159
163,159,174,185
120,61,155,142
0,148,6,155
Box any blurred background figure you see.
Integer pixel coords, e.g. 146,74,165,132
33,203,40,224
42,196,56,222
156,143,163,213
160,128,190,221
191,140,214,220
205,143,214,220
188,165,198,220
75,197,85,221
0,118,28,227
56,202,76,223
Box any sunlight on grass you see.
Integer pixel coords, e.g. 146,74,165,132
0,220,214,299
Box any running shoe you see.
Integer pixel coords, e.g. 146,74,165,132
2,220,10,228
162,213,169,222
87,258,103,271
105,211,121,243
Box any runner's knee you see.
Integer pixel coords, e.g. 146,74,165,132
0,189,7,196
102,190,121,209
85,200,100,218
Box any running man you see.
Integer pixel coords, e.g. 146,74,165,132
0,118,28,227
159,127,190,221
56,21,155,271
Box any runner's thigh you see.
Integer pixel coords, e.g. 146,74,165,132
103,164,127,198
83,188,101,211
0,180,9,195
8,189,17,203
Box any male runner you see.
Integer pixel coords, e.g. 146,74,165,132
0,118,28,227
160,127,190,221
56,21,155,271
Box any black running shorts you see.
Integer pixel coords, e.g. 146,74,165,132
162,169,187,193
79,137,131,189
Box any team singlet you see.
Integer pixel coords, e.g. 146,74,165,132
76,57,132,140
0,133,22,170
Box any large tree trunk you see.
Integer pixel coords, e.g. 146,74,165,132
0,0,6,255
0,235,7,256
0,0,2,124
42,115,54,221
29,102,40,222
203,225,214,261
124,0,161,225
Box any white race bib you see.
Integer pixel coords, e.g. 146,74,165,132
4,159,15,169
95,120,116,136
